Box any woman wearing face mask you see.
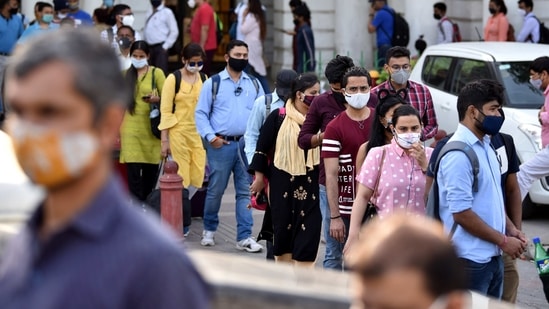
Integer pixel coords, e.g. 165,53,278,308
293,4,315,73
248,73,321,267
355,89,408,171
120,41,166,203
344,104,433,254
484,0,510,42
240,0,270,93
158,43,207,235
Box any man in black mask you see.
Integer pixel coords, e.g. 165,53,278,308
433,2,454,44
116,25,135,70
298,55,365,271
195,40,265,253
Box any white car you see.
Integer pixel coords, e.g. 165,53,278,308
410,42,548,218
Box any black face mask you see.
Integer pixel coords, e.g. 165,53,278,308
9,8,18,15
489,8,497,14
433,13,441,20
332,92,346,104
151,0,162,8
228,57,248,72
118,37,132,49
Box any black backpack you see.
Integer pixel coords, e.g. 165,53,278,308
533,16,549,44
381,7,410,47
171,70,207,112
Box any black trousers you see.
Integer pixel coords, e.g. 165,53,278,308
149,43,169,75
126,163,159,202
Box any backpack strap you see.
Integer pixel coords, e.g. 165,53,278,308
199,72,207,82
264,93,273,118
151,67,157,95
211,74,221,102
250,76,260,98
170,70,182,113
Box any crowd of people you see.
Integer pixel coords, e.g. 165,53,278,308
1,0,549,307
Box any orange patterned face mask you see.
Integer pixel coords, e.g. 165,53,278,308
7,120,99,189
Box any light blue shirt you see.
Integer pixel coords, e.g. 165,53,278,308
195,68,264,143
244,91,284,163
18,22,59,44
517,12,540,43
437,124,505,263
0,14,24,54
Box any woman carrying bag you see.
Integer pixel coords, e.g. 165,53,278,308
120,40,165,203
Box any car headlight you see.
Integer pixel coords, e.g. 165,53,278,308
518,123,542,151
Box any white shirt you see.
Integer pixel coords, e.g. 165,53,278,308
234,2,247,41
100,25,142,56
118,53,132,71
516,12,540,43
143,4,179,50
437,17,454,44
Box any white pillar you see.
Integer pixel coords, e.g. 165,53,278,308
333,0,372,68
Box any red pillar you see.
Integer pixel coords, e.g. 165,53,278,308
160,160,183,238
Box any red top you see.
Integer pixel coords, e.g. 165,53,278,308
321,109,375,217
190,2,217,51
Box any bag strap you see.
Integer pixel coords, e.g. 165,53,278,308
264,93,273,117
370,147,387,205
151,67,157,95
153,157,167,190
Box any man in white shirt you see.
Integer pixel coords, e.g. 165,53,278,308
143,0,179,74
516,0,540,43
100,4,141,56
433,2,454,44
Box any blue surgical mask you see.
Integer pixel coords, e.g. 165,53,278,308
42,14,54,24
131,57,148,69
103,0,114,8
477,110,504,135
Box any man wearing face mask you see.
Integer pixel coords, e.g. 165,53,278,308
100,4,141,56
143,0,179,75
298,55,357,271
516,0,539,43
66,0,93,26
116,25,135,70
189,0,217,76
0,29,210,308
518,57,549,201
322,67,375,259
437,80,526,299
0,0,24,101
18,2,58,44
195,40,265,252
370,46,438,140
433,2,454,44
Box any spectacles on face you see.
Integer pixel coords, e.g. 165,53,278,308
234,87,243,96
188,61,204,67
345,86,370,94
389,64,411,71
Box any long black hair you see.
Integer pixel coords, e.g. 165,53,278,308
125,40,150,114
366,89,408,153
289,72,319,103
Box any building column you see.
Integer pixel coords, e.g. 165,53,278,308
333,0,372,69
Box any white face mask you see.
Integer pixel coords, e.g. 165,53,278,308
57,13,67,19
121,14,134,27
344,92,370,109
530,78,543,90
187,0,196,8
518,8,526,17
394,131,421,149
131,57,148,69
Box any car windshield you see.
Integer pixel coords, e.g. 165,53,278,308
498,62,544,108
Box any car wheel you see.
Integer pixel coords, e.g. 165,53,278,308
522,194,537,220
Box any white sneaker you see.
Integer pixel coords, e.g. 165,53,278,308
201,230,215,246
236,237,263,253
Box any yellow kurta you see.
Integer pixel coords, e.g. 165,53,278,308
120,66,165,164
158,71,206,188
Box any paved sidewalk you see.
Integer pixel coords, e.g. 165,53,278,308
183,182,327,267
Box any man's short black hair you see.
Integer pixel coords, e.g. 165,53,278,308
385,46,411,63
225,39,248,54
117,25,135,37
36,1,53,12
341,66,372,89
434,2,447,12
324,55,354,84
530,56,549,74
518,0,534,9
457,79,504,121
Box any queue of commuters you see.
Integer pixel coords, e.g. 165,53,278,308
1,0,548,307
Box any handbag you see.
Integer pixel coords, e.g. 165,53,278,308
362,147,386,223
148,67,161,139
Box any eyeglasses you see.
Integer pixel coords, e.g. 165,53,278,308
188,61,203,67
234,87,243,96
345,86,370,94
390,64,411,71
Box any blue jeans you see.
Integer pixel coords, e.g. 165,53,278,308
319,184,344,270
203,140,253,241
462,256,504,299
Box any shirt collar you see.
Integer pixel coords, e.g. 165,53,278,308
389,138,406,157
455,123,486,146
27,176,123,241
271,90,281,103
219,67,252,81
